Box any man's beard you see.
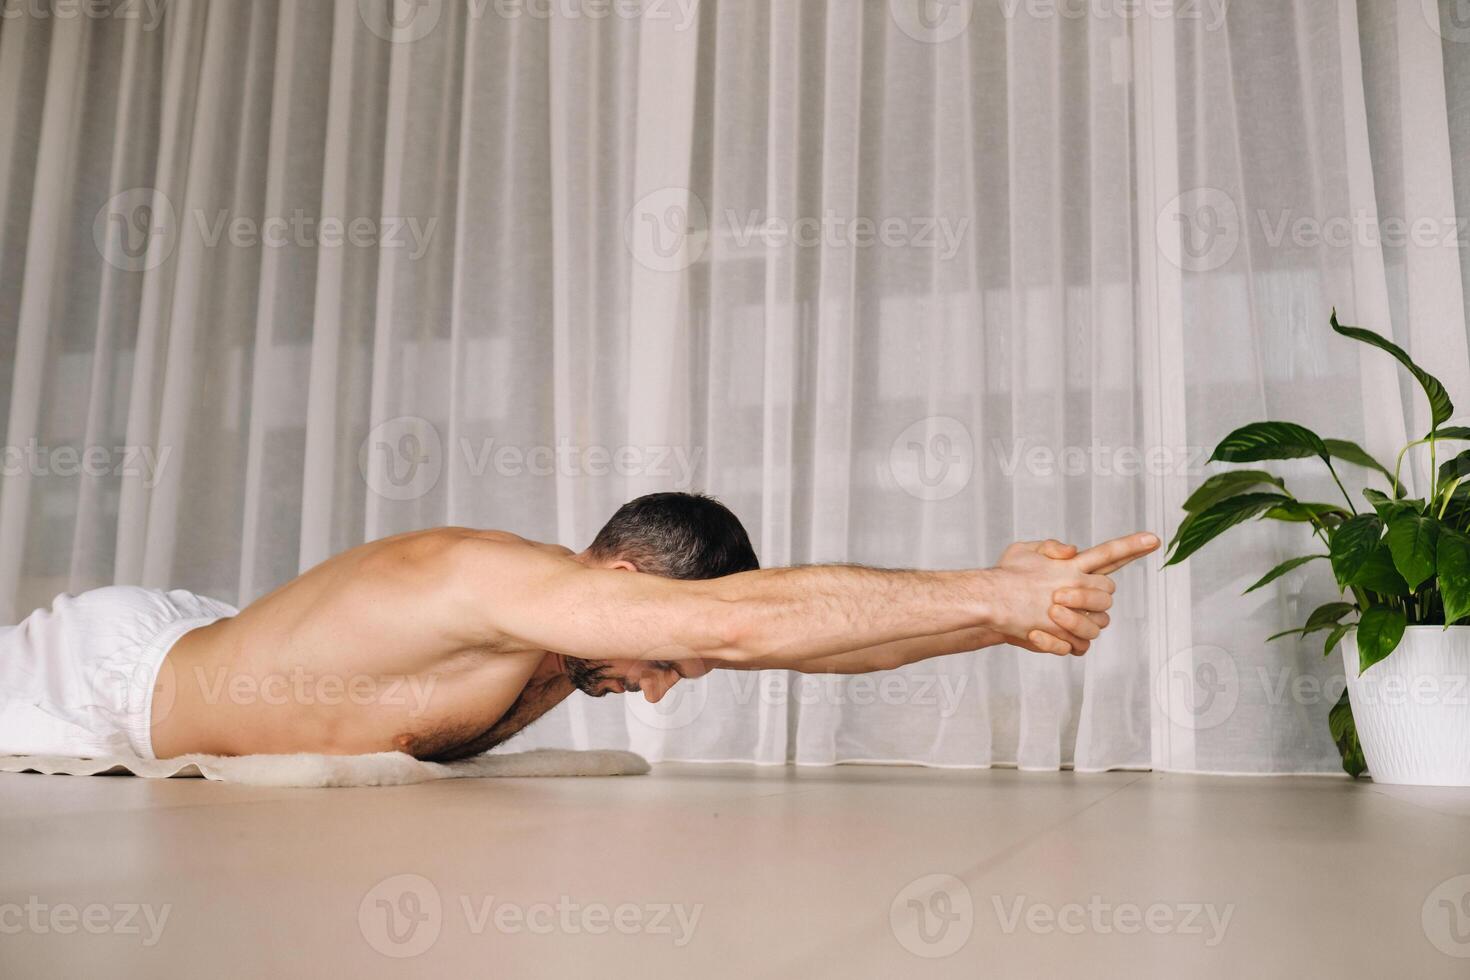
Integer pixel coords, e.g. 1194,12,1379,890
563,659,637,697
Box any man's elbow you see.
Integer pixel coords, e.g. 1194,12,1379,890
700,596,762,664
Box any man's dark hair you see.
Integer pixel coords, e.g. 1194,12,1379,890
586,492,759,580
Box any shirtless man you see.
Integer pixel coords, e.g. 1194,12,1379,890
0,492,1158,762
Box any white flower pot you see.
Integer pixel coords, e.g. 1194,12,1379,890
1342,627,1470,786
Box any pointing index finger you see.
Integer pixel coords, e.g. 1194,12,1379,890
1075,532,1161,574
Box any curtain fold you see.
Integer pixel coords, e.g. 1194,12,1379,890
0,0,1465,773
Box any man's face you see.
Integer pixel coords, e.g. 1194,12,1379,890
562,657,711,703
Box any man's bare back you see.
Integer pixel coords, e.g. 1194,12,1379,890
152,529,574,759
148,494,1159,761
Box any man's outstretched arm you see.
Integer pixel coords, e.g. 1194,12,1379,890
450,531,1157,666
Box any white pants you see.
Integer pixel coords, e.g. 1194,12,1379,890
0,587,237,759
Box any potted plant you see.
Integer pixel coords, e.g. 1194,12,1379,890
1164,312,1470,785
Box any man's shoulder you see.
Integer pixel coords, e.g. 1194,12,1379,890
421,527,574,557
380,528,575,586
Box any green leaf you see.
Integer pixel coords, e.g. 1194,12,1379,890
1243,554,1328,594
1437,449,1470,500
1328,689,1367,778
1209,421,1328,464
1363,488,1416,523
1331,310,1454,429
1329,514,1383,588
1164,492,1294,566
1271,602,1356,642
1385,512,1439,590
1183,470,1286,513
1439,449,1470,482
1438,529,1470,626
1356,606,1407,674
1349,544,1412,596
1428,426,1470,442
1305,602,1356,632
1323,438,1395,484
1323,622,1352,657
1443,483,1470,528
1264,501,1350,528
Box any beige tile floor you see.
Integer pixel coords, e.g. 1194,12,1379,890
2,763,1469,978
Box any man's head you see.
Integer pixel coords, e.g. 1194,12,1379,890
568,492,758,701
581,491,759,580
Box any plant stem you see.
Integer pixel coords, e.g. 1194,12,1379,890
1325,460,1356,514
1393,438,1426,497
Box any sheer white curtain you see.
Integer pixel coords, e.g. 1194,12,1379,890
0,0,1464,772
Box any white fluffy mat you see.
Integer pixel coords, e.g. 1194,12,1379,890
0,748,650,787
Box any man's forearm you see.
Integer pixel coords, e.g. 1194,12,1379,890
712,564,1001,665
712,626,1005,674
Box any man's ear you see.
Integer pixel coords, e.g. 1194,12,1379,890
607,559,639,573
